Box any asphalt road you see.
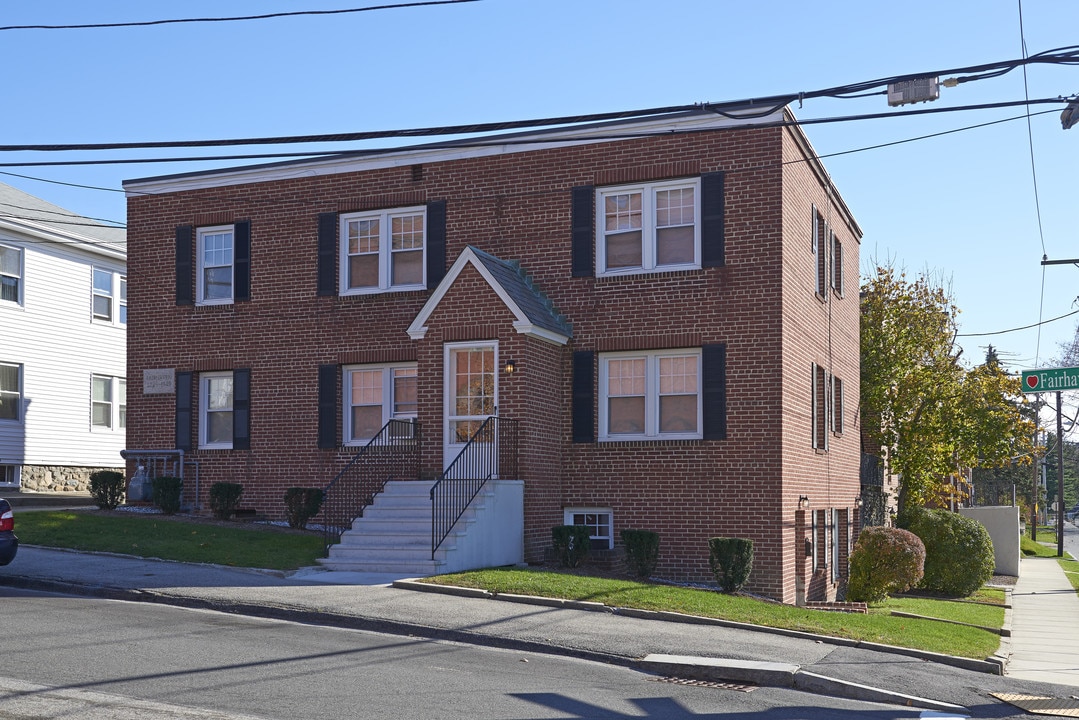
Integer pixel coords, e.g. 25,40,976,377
0,587,950,720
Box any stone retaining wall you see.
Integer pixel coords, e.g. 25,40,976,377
18,465,124,493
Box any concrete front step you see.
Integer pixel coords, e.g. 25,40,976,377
316,557,443,574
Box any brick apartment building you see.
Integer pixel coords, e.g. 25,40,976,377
124,107,861,603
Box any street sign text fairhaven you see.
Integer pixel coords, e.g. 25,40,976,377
1021,366,1079,393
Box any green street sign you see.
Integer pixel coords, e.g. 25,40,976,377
1021,367,1079,393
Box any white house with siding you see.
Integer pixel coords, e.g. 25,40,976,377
0,182,126,492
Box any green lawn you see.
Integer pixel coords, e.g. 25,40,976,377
423,568,1005,659
16,510,326,570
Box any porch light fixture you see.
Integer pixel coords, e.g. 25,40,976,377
504,360,517,374
854,497,863,509
798,495,810,509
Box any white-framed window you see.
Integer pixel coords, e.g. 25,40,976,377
596,178,700,276
564,508,613,550
197,225,234,305
598,349,701,441
92,268,127,325
0,362,21,422
0,465,18,486
91,375,126,430
343,363,417,444
340,206,426,295
199,371,234,449
0,244,23,305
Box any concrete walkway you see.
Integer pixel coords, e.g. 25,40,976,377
1006,550,1079,686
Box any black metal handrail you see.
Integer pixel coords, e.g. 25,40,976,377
321,419,420,549
431,416,518,558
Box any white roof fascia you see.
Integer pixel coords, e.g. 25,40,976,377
0,217,126,261
124,109,784,197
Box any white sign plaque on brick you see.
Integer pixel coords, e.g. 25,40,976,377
143,369,176,394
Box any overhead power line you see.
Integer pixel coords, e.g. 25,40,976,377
0,97,1067,169
0,1,478,32
957,308,1079,337
2,46,1078,155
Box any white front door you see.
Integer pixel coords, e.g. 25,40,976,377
443,342,498,471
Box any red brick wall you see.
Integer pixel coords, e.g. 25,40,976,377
126,122,860,602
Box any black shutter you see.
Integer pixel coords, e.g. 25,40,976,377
571,351,595,443
175,225,193,305
701,172,725,268
570,186,594,277
702,343,727,440
233,368,251,450
175,371,193,451
234,221,251,302
426,200,447,289
317,213,337,296
318,364,338,449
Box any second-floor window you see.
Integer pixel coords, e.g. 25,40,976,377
0,244,22,305
597,179,700,276
92,268,127,325
197,226,234,305
340,207,426,295
91,375,126,429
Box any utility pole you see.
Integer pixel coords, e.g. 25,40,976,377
1058,392,1066,557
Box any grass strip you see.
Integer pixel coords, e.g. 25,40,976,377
424,568,1002,659
15,510,325,570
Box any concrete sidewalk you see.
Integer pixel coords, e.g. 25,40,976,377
1006,553,1079,686
1,544,1077,715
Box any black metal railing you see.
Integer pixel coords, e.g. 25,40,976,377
431,416,518,558
321,419,420,549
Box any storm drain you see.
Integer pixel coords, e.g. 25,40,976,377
648,676,757,693
991,692,1079,717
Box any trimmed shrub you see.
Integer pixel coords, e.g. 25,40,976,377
284,487,325,530
552,525,592,568
901,507,994,597
209,482,244,520
88,470,125,510
621,529,660,578
846,526,925,604
151,476,183,515
708,537,754,592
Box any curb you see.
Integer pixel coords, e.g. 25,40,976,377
396,580,1005,676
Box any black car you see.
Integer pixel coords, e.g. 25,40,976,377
0,498,17,565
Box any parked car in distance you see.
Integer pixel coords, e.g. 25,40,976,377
0,499,17,565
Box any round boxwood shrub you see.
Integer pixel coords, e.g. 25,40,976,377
846,526,925,604
901,507,994,597
88,470,125,510
708,537,753,592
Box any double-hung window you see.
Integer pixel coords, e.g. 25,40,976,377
92,268,127,324
0,244,22,305
0,363,21,421
200,372,234,449
197,225,234,305
91,375,126,430
599,350,701,440
343,363,417,443
340,207,426,294
597,179,700,276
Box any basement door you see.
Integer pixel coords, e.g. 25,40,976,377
443,341,498,472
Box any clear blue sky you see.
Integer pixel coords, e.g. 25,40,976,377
3,0,1078,373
